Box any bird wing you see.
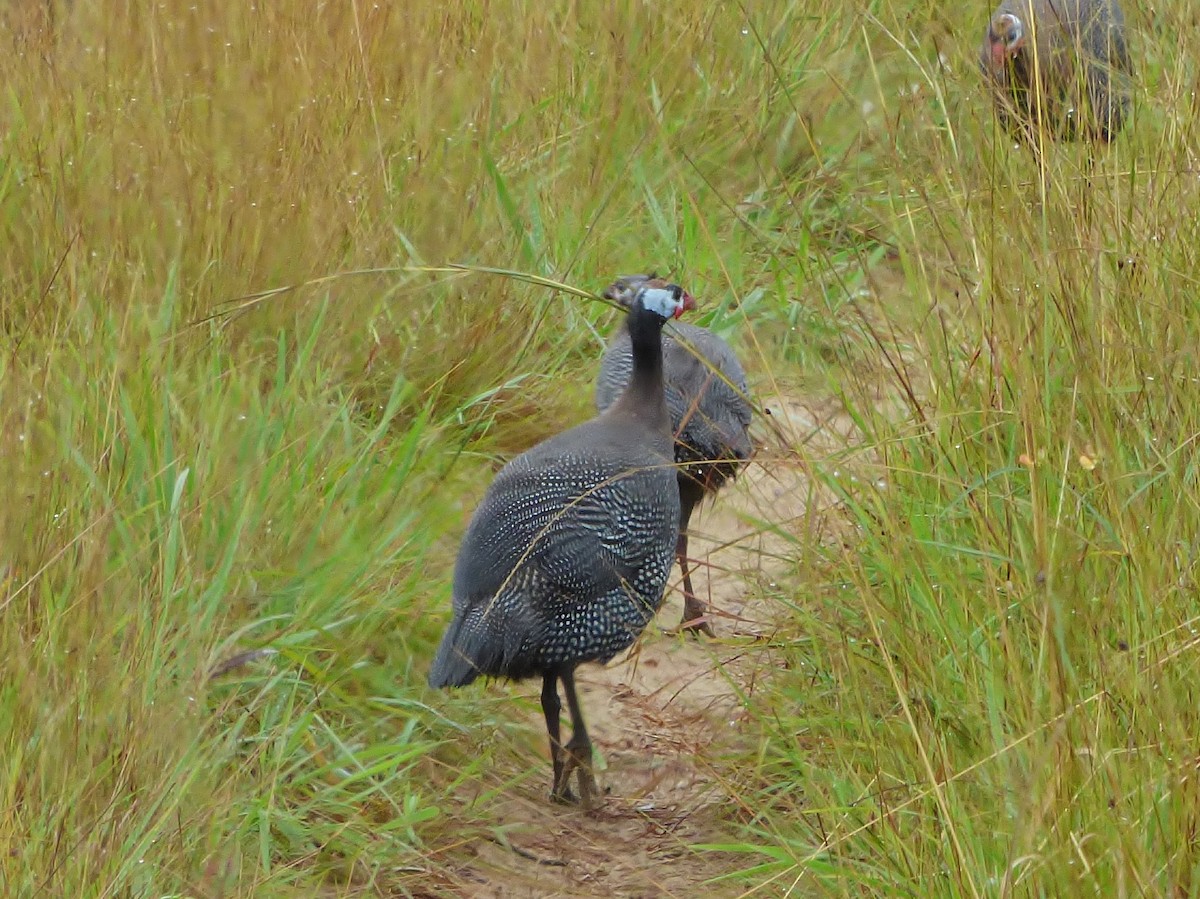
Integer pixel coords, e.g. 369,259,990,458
661,327,753,455
452,442,677,609
598,323,752,457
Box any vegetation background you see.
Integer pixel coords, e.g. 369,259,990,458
1,0,1197,895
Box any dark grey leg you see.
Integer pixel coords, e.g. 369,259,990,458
542,672,575,803
676,489,714,637
559,670,598,808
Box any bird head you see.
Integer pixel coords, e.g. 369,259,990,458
635,282,695,320
603,272,660,306
985,12,1024,75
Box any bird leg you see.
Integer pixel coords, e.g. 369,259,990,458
676,527,715,637
673,494,715,637
541,673,575,804
556,670,598,808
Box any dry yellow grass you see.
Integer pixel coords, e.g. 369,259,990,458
2,0,1199,895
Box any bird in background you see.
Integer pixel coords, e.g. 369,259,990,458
981,0,1132,145
428,281,694,807
595,273,752,638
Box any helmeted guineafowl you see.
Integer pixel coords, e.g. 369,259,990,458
981,0,1132,143
595,274,752,638
428,282,695,806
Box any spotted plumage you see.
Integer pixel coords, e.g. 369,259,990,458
595,274,752,636
437,438,678,680
428,282,694,806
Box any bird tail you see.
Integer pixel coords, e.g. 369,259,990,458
429,600,535,688
428,616,483,688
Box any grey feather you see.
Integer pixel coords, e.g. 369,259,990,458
429,290,683,688
596,319,752,479
594,274,752,634
981,0,1132,142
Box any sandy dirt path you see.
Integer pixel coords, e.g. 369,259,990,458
432,395,852,898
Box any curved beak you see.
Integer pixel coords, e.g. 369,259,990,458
676,290,696,317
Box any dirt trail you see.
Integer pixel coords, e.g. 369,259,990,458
437,395,854,898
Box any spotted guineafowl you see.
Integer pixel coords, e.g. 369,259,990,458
981,0,1132,143
428,282,695,806
595,274,752,638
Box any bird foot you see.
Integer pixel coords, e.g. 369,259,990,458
551,744,599,809
549,781,600,809
678,616,715,638
551,756,578,805
574,768,599,809
668,608,715,638
673,597,715,638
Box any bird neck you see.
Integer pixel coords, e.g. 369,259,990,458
610,303,670,427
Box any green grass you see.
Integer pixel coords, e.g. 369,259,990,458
3,0,1199,895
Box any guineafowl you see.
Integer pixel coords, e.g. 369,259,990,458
428,282,695,806
595,274,752,638
981,0,1132,143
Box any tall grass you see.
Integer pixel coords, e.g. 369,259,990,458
711,3,1200,895
2,0,1198,895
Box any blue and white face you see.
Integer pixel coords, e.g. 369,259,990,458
603,273,656,306
985,12,1025,76
636,283,695,320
